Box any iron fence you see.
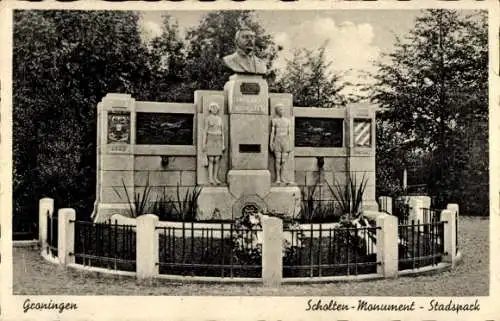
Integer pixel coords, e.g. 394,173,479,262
398,220,446,271
422,208,441,223
157,222,262,278
282,224,380,278
73,220,136,272
393,199,410,225
13,214,37,241
46,211,58,257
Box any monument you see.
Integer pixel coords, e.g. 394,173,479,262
91,27,377,222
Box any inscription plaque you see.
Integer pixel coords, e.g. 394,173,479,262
239,144,261,153
240,82,260,95
136,112,194,145
295,117,343,147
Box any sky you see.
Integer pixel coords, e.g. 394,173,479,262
138,10,429,96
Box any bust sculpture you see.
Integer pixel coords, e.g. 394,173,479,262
270,104,293,184
223,28,267,75
203,102,225,185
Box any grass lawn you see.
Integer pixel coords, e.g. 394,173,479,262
12,216,488,296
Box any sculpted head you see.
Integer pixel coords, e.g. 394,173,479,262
235,28,256,55
275,104,285,117
208,102,220,115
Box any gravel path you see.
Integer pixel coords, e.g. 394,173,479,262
13,216,489,296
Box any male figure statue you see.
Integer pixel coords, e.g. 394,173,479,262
270,104,292,184
223,28,267,75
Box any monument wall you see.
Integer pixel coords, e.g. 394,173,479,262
93,92,377,222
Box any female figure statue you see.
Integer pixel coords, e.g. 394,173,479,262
203,102,225,185
270,104,292,184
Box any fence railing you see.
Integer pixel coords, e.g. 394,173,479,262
46,211,58,257
37,197,459,284
398,220,446,271
282,225,380,278
157,223,262,278
73,220,136,272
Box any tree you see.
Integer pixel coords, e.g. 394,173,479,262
183,11,278,93
143,14,191,102
13,10,151,219
372,9,488,214
275,46,348,107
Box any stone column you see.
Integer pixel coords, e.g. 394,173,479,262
378,196,392,215
57,208,76,265
137,214,159,280
346,103,377,211
262,216,283,286
94,93,136,222
447,203,459,254
376,214,398,278
409,198,424,223
39,198,54,252
441,209,457,266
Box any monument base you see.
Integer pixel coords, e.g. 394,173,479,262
227,170,271,199
197,186,235,220
265,186,301,218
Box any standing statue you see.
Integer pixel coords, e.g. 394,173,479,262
270,104,293,184
223,28,267,75
203,102,225,185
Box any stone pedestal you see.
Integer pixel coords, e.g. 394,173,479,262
197,187,235,220
265,186,301,218
346,103,377,211
227,170,271,199
93,93,136,222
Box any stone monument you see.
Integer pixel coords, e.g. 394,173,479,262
92,27,377,223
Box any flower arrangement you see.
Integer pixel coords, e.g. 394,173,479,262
231,210,306,264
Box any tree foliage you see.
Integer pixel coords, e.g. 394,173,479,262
275,46,348,107
13,10,150,218
372,9,488,214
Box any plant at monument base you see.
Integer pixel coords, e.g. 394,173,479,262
327,173,368,221
150,187,176,221
172,184,202,221
114,176,153,218
299,184,318,222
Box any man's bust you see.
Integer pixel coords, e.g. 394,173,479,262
223,28,267,75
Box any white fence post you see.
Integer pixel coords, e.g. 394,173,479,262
447,203,459,254
409,198,424,231
376,214,398,278
58,208,75,265
441,209,457,266
262,216,283,286
137,214,159,280
39,198,54,252
378,196,392,214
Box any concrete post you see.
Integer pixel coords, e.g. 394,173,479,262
441,209,457,266
409,198,424,231
447,203,459,254
419,196,431,210
137,214,159,280
39,198,54,252
262,216,283,286
378,196,392,215
376,214,398,278
58,208,75,265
